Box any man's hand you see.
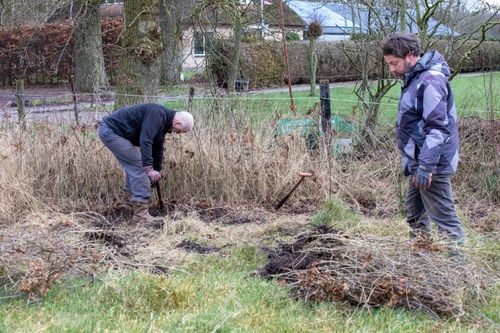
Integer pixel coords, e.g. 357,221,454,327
412,168,433,191
144,165,161,183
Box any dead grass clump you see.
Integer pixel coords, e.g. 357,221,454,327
0,123,126,223
18,258,62,302
456,117,500,205
1,110,402,224
0,212,144,300
258,226,496,319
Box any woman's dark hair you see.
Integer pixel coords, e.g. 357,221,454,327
382,32,420,58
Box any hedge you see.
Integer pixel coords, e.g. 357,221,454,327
211,39,500,88
0,17,122,86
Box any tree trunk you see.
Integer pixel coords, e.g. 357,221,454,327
399,0,406,32
308,36,317,96
226,23,242,94
115,0,164,109
159,0,185,86
73,0,109,93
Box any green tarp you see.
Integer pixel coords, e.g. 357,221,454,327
275,116,356,152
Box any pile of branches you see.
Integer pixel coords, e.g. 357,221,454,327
0,211,160,302
258,226,495,318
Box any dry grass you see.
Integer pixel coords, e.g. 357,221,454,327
0,201,314,301
0,111,402,222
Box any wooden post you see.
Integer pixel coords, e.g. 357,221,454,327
70,75,80,126
320,80,333,196
188,86,195,112
15,79,26,129
320,80,331,151
320,80,331,132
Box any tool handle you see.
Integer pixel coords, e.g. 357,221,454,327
154,181,164,211
275,177,305,210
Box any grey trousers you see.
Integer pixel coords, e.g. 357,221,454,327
98,121,151,203
405,174,464,240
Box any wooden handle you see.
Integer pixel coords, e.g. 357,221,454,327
155,181,164,211
299,172,313,177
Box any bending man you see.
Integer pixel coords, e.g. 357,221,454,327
98,103,194,224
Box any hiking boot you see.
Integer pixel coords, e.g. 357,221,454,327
120,190,133,211
448,237,466,266
409,228,431,239
131,201,163,227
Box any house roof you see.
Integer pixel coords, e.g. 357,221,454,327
326,4,457,36
286,1,357,35
264,0,306,27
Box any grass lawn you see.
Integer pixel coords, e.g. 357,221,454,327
3,244,497,332
169,72,500,132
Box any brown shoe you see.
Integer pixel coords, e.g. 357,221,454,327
131,201,163,227
120,190,134,211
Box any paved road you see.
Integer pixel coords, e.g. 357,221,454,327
1,103,110,124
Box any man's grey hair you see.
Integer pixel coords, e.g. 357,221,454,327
382,32,421,58
175,111,194,132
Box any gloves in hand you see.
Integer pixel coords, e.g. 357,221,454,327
144,165,161,183
413,168,432,191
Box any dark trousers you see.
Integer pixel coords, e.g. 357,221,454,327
405,174,464,240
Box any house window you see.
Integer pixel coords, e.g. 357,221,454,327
242,28,260,38
194,31,214,56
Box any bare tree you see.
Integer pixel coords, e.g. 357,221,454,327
340,0,400,143
306,18,323,96
73,0,109,93
159,0,194,86
429,0,500,78
114,0,164,109
225,1,244,95
190,0,256,94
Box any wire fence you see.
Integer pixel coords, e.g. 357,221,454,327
1,83,498,207
1,76,499,128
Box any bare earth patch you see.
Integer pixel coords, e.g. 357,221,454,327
0,201,316,301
